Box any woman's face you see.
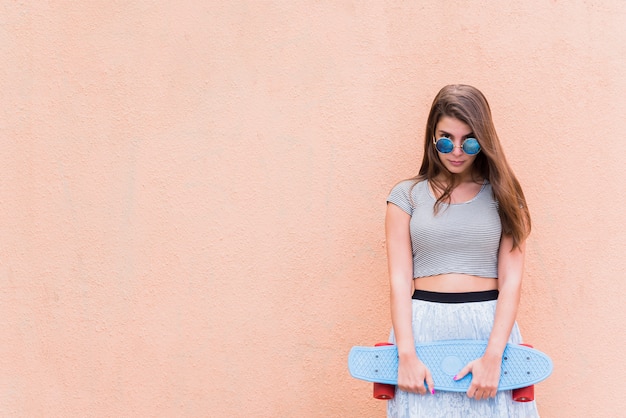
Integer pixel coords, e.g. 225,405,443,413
434,116,479,179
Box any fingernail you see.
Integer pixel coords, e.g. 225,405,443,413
431,388,435,394
453,375,457,381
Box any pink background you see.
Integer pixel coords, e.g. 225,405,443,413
1,1,625,416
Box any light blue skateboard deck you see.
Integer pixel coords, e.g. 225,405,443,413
348,340,553,392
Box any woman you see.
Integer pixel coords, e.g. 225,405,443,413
385,85,539,417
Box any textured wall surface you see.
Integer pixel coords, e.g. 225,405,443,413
1,1,625,417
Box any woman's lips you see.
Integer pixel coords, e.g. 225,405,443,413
449,160,464,166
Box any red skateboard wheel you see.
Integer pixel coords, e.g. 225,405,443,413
512,343,535,402
512,384,534,402
373,342,396,400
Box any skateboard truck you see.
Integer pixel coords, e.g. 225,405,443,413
373,342,396,399
511,343,535,402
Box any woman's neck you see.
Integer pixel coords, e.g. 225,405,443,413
434,171,483,187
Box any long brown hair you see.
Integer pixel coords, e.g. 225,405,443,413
415,84,531,249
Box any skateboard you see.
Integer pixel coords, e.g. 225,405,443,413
348,340,553,402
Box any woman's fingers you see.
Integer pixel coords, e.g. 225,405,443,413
458,358,500,399
425,369,436,395
398,381,426,394
454,361,473,382
397,360,435,395
467,378,498,399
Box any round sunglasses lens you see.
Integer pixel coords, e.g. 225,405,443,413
462,138,481,155
435,138,454,153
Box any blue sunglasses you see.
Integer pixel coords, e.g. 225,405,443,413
433,137,481,155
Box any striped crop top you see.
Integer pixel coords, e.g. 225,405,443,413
387,179,502,278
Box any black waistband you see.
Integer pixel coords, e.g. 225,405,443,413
412,289,499,303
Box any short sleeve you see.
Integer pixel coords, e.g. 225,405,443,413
386,180,416,215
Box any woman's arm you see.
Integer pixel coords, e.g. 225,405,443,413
487,235,526,358
454,234,525,399
386,203,435,394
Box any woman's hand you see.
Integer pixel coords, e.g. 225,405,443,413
397,354,436,395
454,354,502,400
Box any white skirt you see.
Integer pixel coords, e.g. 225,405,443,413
387,299,540,418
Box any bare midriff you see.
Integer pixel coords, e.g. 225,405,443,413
413,274,498,293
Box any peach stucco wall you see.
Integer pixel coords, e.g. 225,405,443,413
2,1,625,417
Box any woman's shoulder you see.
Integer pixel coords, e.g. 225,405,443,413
477,179,498,205
389,178,427,193
387,178,428,215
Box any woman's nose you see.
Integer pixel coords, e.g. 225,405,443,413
451,144,464,156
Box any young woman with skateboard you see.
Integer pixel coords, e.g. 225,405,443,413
385,85,539,417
